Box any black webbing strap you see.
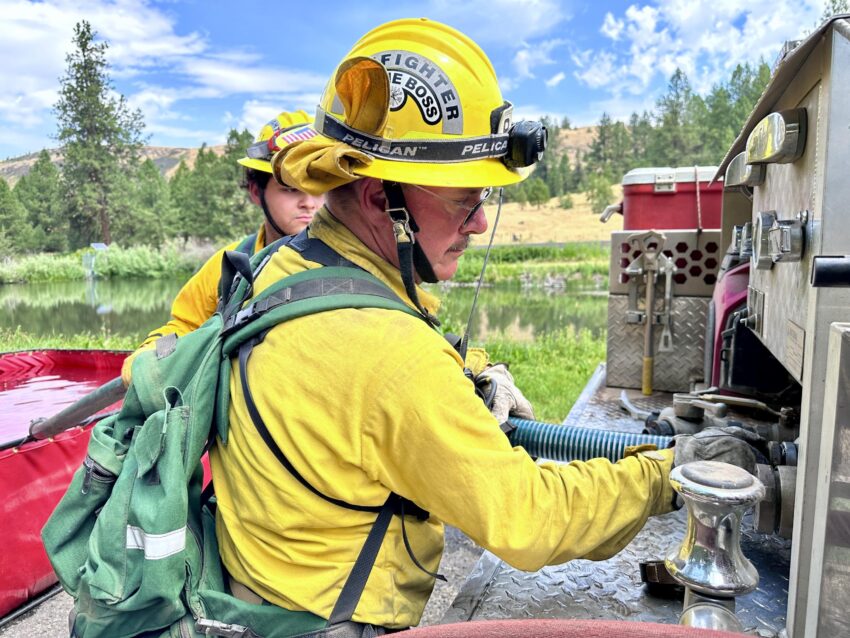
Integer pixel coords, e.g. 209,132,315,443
258,186,288,239
222,275,404,335
219,249,254,304
382,182,439,328
326,495,397,625
315,107,509,164
288,231,360,269
235,232,258,257
237,331,438,616
382,182,438,284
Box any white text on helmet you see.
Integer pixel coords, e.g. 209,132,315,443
374,50,464,135
461,141,508,156
341,133,419,157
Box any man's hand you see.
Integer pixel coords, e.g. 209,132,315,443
673,426,761,475
474,363,535,424
120,341,156,388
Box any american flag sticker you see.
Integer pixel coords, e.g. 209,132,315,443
275,125,319,147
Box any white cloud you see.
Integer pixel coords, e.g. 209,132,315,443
545,71,566,88
577,0,824,98
513,38,565,79
425,0,567,43
572,50,618,90
601,13,624,40
236,96,323,135
0,0,328,156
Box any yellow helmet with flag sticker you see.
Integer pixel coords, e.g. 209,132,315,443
237,110,315,173
306,17,546,188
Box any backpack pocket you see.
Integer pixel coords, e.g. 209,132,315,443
42,414,126,596
75,388,193,637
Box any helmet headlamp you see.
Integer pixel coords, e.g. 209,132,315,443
503,120,548,169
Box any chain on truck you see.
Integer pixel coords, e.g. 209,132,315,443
443,14,850,638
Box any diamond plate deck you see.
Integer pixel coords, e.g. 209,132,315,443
444,512,790,636
444,371,791,635
606,295,708,392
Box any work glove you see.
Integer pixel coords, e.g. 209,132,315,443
673,425,761,476
474,363,535,425
120,341,156,388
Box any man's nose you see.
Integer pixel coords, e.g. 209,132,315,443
301,194,324,211
462,205,488,235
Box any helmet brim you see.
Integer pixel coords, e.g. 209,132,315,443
353,156,526,188
237,157,273,173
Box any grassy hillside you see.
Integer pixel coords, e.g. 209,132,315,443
0,126,598,187
0,144,227,186
472,185,624,246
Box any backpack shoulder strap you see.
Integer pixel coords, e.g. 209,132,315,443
235,232,258,257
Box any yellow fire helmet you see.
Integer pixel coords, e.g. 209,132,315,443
237,109,316,173
310,17,547,188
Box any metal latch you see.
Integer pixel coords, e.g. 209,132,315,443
768,210,807,263
654,171,676,193
196,619,259,638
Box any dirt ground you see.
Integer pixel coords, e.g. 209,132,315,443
0,526,481,636
471,186,624,246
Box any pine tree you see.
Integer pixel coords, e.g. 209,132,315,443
220,128,259,238
570,153,585,193
169,160,196,243
13,150,66,252
628,112,655,166
822,0,849,20
526,177,551,208
586,113,615,177
55,20,146,248
114,159,173,246
650,69,701,165
585,174,614,216
0,178,31,253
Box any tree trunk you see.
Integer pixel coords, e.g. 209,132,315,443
99,202,111,245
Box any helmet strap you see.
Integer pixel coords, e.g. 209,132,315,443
382,181,440,327
257,182,288,240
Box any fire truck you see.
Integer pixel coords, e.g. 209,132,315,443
442,14,850,638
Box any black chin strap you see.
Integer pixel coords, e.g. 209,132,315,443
257,181,288,240
382,181,440,327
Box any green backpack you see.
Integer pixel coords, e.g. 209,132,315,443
42,232,430,638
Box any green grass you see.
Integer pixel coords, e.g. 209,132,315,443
0,244,201,284
455,244,610,284
0,327,136,351
480,326,606,422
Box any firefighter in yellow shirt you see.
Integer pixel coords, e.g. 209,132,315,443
209,17,756,638
121,111,324,385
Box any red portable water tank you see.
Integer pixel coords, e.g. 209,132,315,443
622,167,723,230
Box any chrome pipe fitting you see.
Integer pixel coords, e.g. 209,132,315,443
666,461,765,631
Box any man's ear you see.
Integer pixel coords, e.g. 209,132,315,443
357,178,388,219
246,180,262,207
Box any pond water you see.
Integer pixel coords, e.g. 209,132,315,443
0,276,608,344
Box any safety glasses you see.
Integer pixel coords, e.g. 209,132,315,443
407,185,493,228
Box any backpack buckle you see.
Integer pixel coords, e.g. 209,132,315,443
195,618,258,638
223,304,257,336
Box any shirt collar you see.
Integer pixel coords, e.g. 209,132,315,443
308,207,441,316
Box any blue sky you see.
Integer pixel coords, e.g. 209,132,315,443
0,0,829,159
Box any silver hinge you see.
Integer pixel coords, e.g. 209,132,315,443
654,171,677,193
195,618,255,638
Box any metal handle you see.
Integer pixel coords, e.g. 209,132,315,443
599,202,622,223
28,377,125,440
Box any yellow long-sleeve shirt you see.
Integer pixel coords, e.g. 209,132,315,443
210,208,675,629
139,228,266,347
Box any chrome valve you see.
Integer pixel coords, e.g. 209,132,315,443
666,461,765,632
666,461,765,597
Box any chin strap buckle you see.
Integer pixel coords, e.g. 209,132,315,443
387,207,414,244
